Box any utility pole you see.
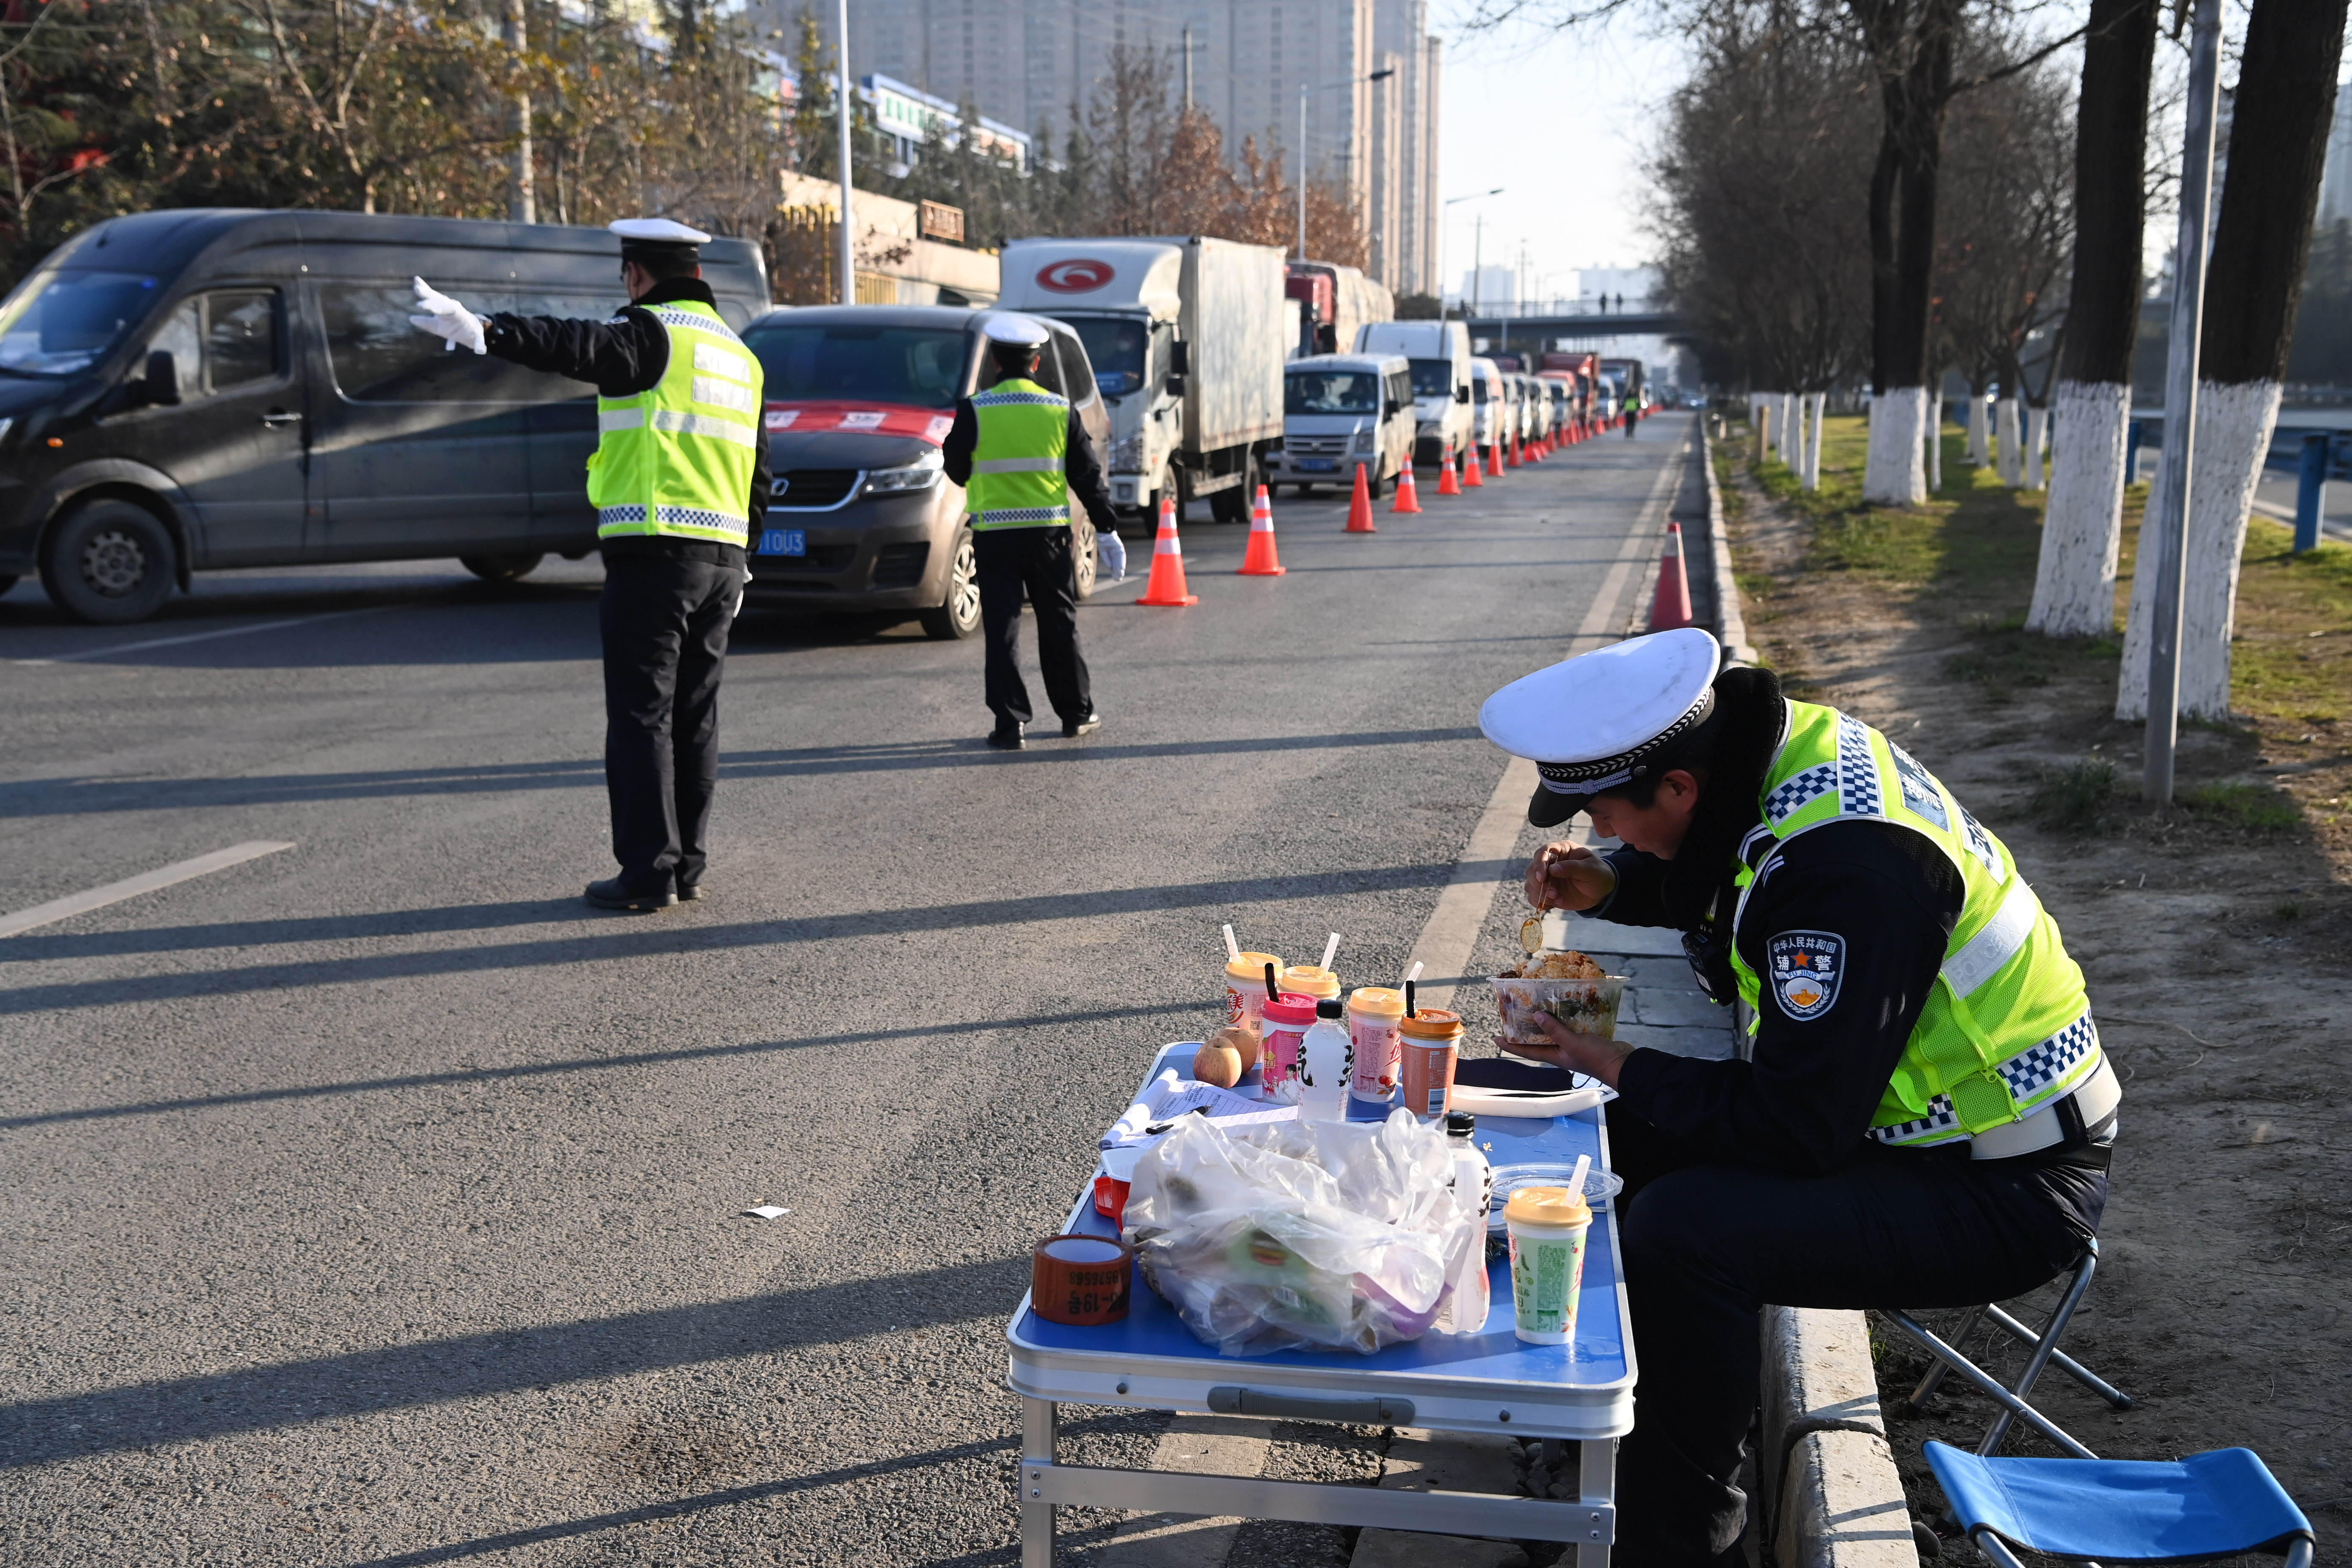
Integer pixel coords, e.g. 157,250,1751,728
836,0,855,307
2141,0,2221,804
1181,26,1194,109
503,0,534,223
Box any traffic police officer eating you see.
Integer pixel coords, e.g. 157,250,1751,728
1480,628,2119,1567
408,218,768,912
940,314,1113,750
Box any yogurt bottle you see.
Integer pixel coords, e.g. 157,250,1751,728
1258,992,1320,1104
1399,1009,1465,1119
1433,1109,1493,1335
1297,1000,1353,1122
1346,986,1407,1102
1224,951,1283,1034
1504,1186,1592,1345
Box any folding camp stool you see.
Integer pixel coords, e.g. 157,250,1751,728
1879,1238,2134,1459
1922,1441,2314,1568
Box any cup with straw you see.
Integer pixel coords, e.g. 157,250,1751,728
1221,923,1284,1036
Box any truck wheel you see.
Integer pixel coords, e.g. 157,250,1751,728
920,528,980,640
41,498,177,625
460,553,543,581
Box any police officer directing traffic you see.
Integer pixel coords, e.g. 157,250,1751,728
1480,629,2120,1567
940,316,1113,750
409,218,768,912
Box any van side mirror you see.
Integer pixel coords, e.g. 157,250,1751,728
1165,372,1186,397
1455,385,1470,405
142,350,182,407
1169,340,1190,375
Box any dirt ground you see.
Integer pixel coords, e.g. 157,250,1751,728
1721,421,2352,1545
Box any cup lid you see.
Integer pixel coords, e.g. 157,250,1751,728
1400,1008,1464,1038
1279,964,1341,996
1348,985,1405,1016
1503,1186,1591,1227
1261,992,1320,1025
1226,951,1283,980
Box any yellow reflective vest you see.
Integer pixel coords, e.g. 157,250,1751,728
587,302,762,543
965,378,1070,531
1728,701,2103,1147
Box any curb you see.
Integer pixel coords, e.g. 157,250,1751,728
1701,419,1911,1568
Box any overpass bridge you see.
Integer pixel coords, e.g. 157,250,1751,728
1451,310,1694,353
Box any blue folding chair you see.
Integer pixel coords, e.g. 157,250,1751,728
1924,1441,2316,1568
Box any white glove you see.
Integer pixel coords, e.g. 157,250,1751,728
408,276,487,355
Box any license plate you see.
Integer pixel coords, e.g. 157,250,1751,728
757,528,806,556
1298,458,1337,472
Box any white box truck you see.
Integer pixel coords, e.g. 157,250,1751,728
996,236,1287,523
1356,318,1475,468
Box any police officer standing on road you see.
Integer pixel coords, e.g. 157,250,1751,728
940,316,1114,751
408,218,768,912
1479,628,2120,1567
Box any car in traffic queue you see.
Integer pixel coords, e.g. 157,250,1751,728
1539,373,1579,439
738,305,1108,639
1356,318,1473,469
1517,372,1552,446
1265,352,1413,499
1469,358,1507,456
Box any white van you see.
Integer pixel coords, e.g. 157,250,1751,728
1355,319,1472,468
1269,353,1414,498
1470,358,1508,452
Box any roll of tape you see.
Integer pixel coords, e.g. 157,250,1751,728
1032,1233,1134,1326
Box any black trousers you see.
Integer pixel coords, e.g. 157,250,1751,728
1603,1101,2107,1568
974,526,1091,728
599,553,738,892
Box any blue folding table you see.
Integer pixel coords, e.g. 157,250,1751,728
1005,1043,1637,1567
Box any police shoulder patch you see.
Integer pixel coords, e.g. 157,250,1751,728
1767,930,1845,1020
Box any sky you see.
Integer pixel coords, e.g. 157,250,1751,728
1432,6,1693,306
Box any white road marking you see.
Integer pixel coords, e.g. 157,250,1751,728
1407,439,1687,1011
16,607,381,666
0,841,295,939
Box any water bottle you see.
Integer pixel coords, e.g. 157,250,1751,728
1433,1110,1494,1335
1296,999,1352,1123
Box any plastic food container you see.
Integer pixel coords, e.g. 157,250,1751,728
1486,1161,1626,1233
1489,972,1626,1045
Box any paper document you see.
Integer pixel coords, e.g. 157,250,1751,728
1101,1067,1296,1149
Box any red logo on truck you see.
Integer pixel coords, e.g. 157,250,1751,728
1036,259,1113,293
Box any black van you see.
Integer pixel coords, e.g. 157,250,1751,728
0,209,769,623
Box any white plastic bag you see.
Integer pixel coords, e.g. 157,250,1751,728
1120,1108,1477,1356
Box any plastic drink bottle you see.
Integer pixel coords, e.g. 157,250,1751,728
1296,999,1353,1122
1433,1110,1493,1334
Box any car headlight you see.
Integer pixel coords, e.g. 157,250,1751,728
1353,427,1376,452
1110,432,1144,472
863,449,944,494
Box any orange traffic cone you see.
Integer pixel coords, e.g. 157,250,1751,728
1345,462,1378,532
1648,522,1695,631
1487,442,1505,479
1391,461,1422,514
1462,445,1484,487
1137,494,1199,605
1437,450,1462,496
1239,484,1285,575
1506,431,1522,468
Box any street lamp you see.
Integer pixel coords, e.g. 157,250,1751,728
1438,188,1503,324
1297,66,1394,262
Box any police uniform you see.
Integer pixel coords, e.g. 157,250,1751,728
1481,629,2119,1568
418,219,769,911
939,315,1116,749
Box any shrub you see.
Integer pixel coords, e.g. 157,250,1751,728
2029,760,2118,833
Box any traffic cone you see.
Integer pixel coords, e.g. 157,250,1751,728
1239,484,1285,575
1647,522,1695,631
1506,431,1522,468
1391,461,1422,514
1486,442,1504,478
1345,462,1378,532
1463,445,1485,487
1437,450,1462,495
1137,494,1198,605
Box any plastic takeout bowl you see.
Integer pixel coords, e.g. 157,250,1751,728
1489,973,1626,1045
1486,1161,1625,1232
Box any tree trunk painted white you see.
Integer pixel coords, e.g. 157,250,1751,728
1995,397,2023,485
1780,392,1799,466
1864,388,1929,504
1805,391,1826,489
1927,389,1944,491
2028,380,2131,636
2024,405,2049,490
1967,393,1989,465
2115,378,2283,720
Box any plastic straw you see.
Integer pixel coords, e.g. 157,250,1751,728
1568,1153,1591,1204
1405,980,1417,1017
1263,962,1279,1002
1222,924,1241,963
1400,960,1424,990
1320,933,1341,975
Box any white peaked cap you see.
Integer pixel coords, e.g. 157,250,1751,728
982,314,1052,346
609,218,713,245
1480,628,1723,823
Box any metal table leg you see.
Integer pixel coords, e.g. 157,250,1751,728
1022,1396,1058,1568
1577,1436,1617,1568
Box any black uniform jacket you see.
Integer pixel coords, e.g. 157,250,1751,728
940,388,1120,535
481,278,768,567
1584,820,1966,1175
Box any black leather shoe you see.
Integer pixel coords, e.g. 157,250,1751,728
1062,711,1102,738
676,880,703,902
987,724,1025,750
585,877,676,912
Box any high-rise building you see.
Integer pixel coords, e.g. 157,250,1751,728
757,0,1443,294
2318,82,2352,227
